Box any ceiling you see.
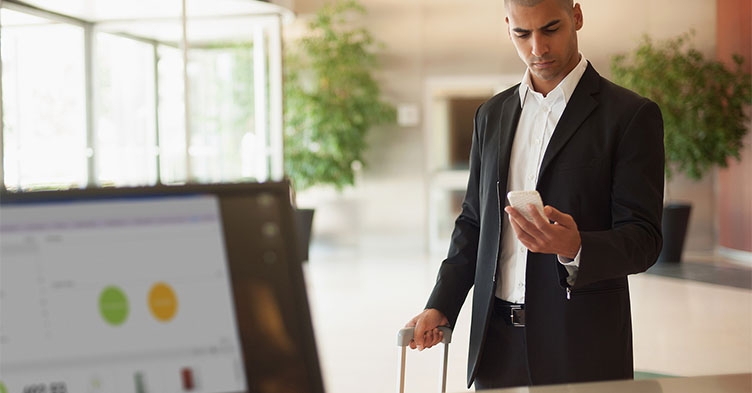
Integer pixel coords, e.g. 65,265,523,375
1,0,295,44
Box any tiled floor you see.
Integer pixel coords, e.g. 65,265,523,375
302,243,752,393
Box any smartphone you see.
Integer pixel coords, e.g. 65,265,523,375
507,190,545,222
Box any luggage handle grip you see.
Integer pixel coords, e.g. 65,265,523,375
397,326,452,347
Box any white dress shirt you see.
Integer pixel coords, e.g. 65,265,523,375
495,55,588,304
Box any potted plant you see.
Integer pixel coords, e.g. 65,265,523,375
611,31,751,262
283,0,397,259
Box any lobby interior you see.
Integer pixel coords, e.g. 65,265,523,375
1,0,750,392
288,0,752,392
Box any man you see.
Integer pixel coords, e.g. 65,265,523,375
406,0,664,389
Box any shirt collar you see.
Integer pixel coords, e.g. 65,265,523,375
518,54,589,107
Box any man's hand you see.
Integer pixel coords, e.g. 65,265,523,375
405,308,449,351
505,204,581,259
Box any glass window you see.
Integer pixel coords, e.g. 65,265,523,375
1,9,87,189
1,2,288,190
188,45,257,184
156,45,188,185
94,33,158,186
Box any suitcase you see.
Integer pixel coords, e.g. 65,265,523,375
396,326,453,393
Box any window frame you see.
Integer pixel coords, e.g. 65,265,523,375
0,0,286,190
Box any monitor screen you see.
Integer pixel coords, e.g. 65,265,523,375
0,182,324,393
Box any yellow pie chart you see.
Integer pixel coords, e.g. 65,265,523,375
148,282,178,322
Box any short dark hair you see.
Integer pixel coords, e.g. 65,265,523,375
504,0,575,11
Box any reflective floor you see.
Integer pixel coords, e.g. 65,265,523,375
303,243,752,393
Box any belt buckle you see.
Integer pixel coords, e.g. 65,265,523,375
510,305,525,327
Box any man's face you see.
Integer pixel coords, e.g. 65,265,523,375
505,0,583,95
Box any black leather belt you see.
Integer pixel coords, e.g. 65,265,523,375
495,298,526,327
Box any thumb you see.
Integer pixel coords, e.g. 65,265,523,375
544,205,571,226
543,205,558,219
413,320,427,347
543,205,569,224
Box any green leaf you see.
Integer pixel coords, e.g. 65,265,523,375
283,0,397,191
611,31,752,181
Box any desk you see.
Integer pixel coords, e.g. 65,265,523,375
481,373,751,393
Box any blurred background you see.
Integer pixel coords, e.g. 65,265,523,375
1,0,750,392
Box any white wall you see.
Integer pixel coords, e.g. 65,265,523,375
288,0,718,254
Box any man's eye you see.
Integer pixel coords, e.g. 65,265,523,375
516,33,530,39
545,28,559,34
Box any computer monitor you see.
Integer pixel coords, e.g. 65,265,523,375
0,182,325,393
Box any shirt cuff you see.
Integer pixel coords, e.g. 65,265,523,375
558,247,582,286
557,247,581,267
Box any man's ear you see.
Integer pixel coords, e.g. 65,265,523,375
505,16,511,39
573,4,583,30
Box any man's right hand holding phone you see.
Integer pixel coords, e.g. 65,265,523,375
505,191,581,260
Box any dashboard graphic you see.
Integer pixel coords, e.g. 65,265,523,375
0,196,246,393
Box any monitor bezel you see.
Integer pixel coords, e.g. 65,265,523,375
0,181,325,393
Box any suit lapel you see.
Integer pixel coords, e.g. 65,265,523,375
497,88,523,193
538,64,601,182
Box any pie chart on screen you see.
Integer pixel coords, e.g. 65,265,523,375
149,282,178,322
99,286,129,326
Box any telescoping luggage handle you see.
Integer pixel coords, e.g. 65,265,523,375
396,326,453,393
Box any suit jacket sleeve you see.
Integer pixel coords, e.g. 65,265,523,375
424,106,485,327
572,98,665,289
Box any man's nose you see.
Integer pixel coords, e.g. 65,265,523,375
531,33,549,58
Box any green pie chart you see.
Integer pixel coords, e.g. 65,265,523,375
99,286,129,326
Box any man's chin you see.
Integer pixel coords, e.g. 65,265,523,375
530,69,559,82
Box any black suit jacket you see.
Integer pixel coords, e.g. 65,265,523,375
426,63,664,387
